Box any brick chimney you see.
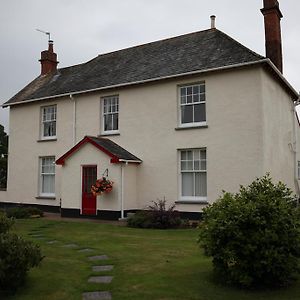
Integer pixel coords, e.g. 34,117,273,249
261,0,283,72
39,40,58,75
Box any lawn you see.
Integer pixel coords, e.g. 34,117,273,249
2,218,300,300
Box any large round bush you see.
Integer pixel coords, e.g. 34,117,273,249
198,175,300,287
0,212,43,291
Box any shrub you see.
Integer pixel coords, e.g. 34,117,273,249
198,174,300,288
6,206,30,219
0,233,43,290
0,212,43,291
5,206,43,219
127,199,182,229
0,212,13,234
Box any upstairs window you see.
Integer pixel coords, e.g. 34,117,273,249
40,156,55,197
102,95,119,134
180,149,207,201
41,105,56,139
179,83,206,126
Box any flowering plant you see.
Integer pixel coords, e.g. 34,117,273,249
91,177,114,196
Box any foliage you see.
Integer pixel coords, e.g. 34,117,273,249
91,177,113,196
0,124,8,189
0,211,14,234
0,212,43,291
198,174,300,288
127,199,182,229
5,206,44,219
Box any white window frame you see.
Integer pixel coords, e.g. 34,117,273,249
41,105,57,140
298,161,300,180
101,95,119,135
178,148,207,202
39,156,55,197
178,82,206,128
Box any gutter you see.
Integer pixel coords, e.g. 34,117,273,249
4,58,297,108
293,97,300,197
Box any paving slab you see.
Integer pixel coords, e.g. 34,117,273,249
47,240,58,244
92,265,114,272
62,243,79,248
88,255,109,261
78,248,93,253
31,234,44,237
88,276,113,284
82,291,112,300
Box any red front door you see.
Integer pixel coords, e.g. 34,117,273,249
82,165,97,215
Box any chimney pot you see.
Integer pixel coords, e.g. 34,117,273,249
210,15,216,29
39,40,58,75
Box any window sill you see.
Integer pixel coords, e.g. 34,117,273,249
37,138,57,142
175,125,208,131
99,132,120,137
36,196,56,200
175,200,209,205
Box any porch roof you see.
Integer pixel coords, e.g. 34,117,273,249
56,136,142,165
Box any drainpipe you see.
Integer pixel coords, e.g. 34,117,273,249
70,94,76,145
120,163,125,219
293,96,300,199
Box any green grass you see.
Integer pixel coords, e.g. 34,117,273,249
2,218,300,300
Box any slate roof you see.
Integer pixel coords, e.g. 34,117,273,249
3,28,268,107
56,136,142,165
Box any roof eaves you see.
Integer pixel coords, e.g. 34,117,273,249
2,59,268,108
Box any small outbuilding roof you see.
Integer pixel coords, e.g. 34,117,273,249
56,136,142,165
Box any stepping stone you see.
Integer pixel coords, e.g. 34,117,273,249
92,265,114,272
47,240,58,244
62,243,79,248
88,276,113,284
88,255,108,261
78,248,93,253
82,291,112,300
31,234,43,237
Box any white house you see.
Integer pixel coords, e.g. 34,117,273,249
0,0,299,220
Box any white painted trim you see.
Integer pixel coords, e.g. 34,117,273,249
4,59,298,108
118,159,142,163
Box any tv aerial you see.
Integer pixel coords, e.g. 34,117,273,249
36,29,51,41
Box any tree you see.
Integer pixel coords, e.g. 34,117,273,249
0,124,8,188
198,174,300,288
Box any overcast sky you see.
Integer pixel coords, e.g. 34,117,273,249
0,0,299,132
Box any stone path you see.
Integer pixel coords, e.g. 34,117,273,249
28,228,114,300
82,291,112,300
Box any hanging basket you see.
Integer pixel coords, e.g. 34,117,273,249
91,177,114,196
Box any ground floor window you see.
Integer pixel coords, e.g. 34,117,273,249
180,148,207,201
40,156,55,197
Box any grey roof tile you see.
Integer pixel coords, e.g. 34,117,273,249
4,29,264,106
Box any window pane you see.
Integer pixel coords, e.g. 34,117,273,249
181,161,187,171
193,94,200,103
180,87,186,97
195,172,207,197
187,87,193,95
194,104,206,122
200,93,205,102
200,150,206,160
187,95,193,104
113,113,118,130
187,151,192,160
181,151,187,160
193,85,199,94
182,173,193,197
200,161,207,170
194,160,200,170
104,114,113,131
180,96,186,104
181,105,193,123
42,174,55,194
200,84,205,93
